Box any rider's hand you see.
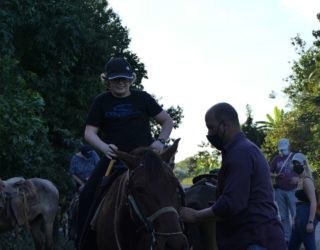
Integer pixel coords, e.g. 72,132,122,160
101,143,118,159
150,140,165,153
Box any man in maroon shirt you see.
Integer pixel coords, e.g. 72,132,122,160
270,138,298,244
180,102,285,250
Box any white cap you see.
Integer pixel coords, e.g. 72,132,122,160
292,153,306,165
278,138,289,150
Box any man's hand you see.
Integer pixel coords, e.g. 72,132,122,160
150,140,165,153
179,207,198,223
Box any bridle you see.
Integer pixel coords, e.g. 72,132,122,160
117,163,188,250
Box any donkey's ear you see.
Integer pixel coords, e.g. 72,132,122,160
160,138,180,164
116,150,140,170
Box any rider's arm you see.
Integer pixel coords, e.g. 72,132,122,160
84,125,117,159
150,111,173,151
153,110,173,141
304,178,317,223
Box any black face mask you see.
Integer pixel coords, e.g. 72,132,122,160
206,122,225,151
293,164,304,175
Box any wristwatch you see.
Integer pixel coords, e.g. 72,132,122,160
157,138,166,144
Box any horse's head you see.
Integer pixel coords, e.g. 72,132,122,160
115,139,188,250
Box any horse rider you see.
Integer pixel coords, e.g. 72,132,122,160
76,56,173,250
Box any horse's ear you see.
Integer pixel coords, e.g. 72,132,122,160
160,138,180,167
116,150,140,170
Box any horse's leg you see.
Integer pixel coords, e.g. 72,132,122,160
30,216,44,250
41,215,56,250
44,222,54,250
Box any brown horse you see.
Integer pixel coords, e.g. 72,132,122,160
0,177,59,250
184,174,218,250
94,139,188,250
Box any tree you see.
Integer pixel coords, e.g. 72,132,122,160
241,104,265,148
256,106,284,131
261,14,320,173
0,58,55,178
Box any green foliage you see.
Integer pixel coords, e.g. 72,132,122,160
0,229,35,250
0,57,55,178
176,141,220,181
256,106,284,131
151,102,183,140
0,229,76,250
255,106,287,160
190,143,221,176
241,104,265,147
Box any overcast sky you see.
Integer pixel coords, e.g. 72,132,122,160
107,0,320,161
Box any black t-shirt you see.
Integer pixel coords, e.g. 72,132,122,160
86,90,163,152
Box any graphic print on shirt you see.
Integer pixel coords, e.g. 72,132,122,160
104,104,141,118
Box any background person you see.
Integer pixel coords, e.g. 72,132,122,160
288,153,318,250
77,56,173,250
180,102,285,250
270,138,299,244
69,144,100,190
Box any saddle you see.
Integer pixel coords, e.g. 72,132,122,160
0,177,39,226
192,174,218,185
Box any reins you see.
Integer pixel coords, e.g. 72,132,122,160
127,193,182,231
113,170,129,250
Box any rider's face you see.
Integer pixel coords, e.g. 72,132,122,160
108,78,131,97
